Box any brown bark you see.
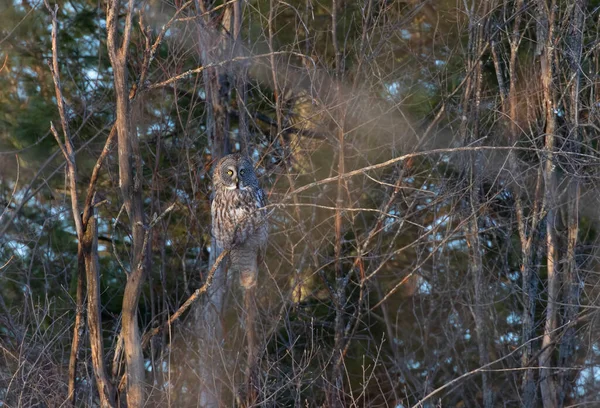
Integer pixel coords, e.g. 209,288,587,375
107,0,147,405
536,1,558,407
331,121,346,408
194,0,232,159
84,128,118,407
462,2,492,406
83,209,115,407
330,0,348,405
45,4,116,406
233,0,249,155
517,170,543,408
491,2,540,406
559,1,586,405
67,253,85,405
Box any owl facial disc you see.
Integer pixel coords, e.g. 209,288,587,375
223,166,249,190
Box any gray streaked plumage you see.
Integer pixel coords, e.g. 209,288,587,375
211,154,268,288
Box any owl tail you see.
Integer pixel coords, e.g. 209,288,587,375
229,246,259,289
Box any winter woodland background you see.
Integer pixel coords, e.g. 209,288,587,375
1,0,600,406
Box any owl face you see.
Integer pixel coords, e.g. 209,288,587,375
215,154,258,191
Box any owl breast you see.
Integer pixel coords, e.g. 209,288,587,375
211,187,267,251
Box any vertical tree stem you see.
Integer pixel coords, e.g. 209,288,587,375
45,4,115,405
107,0,147,405
463,2,492,406
559,1,586,404
537,1,558,407
331,0,347,405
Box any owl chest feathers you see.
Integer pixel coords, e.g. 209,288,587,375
211,186,267,251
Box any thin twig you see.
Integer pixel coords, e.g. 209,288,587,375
147,52,314,90
140,249,229,349
286,144,535,198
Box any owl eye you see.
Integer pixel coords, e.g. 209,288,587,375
227,170,234,176
239,169,245,175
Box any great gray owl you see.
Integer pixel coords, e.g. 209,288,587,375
211,153,268,288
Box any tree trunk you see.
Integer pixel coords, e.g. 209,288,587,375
559,2,585,405
67,252,85,405
491,2,541,405
195,239,228,407
537,1,559,407
46,5,116,405
107,0,147,405
462,2,493,406
83,210,115,407
330,0,348,405
192,2,238,405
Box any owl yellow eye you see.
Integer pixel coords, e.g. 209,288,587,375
239,169,245,175
227,170,233,176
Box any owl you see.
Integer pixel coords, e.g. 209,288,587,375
211,154,268,288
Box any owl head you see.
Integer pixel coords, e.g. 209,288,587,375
213,153,259,191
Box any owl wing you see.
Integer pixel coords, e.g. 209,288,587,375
256,188,269,264
256,187,267,209
209,188,215,205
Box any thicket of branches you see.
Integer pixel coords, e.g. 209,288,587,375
1,0,600,406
